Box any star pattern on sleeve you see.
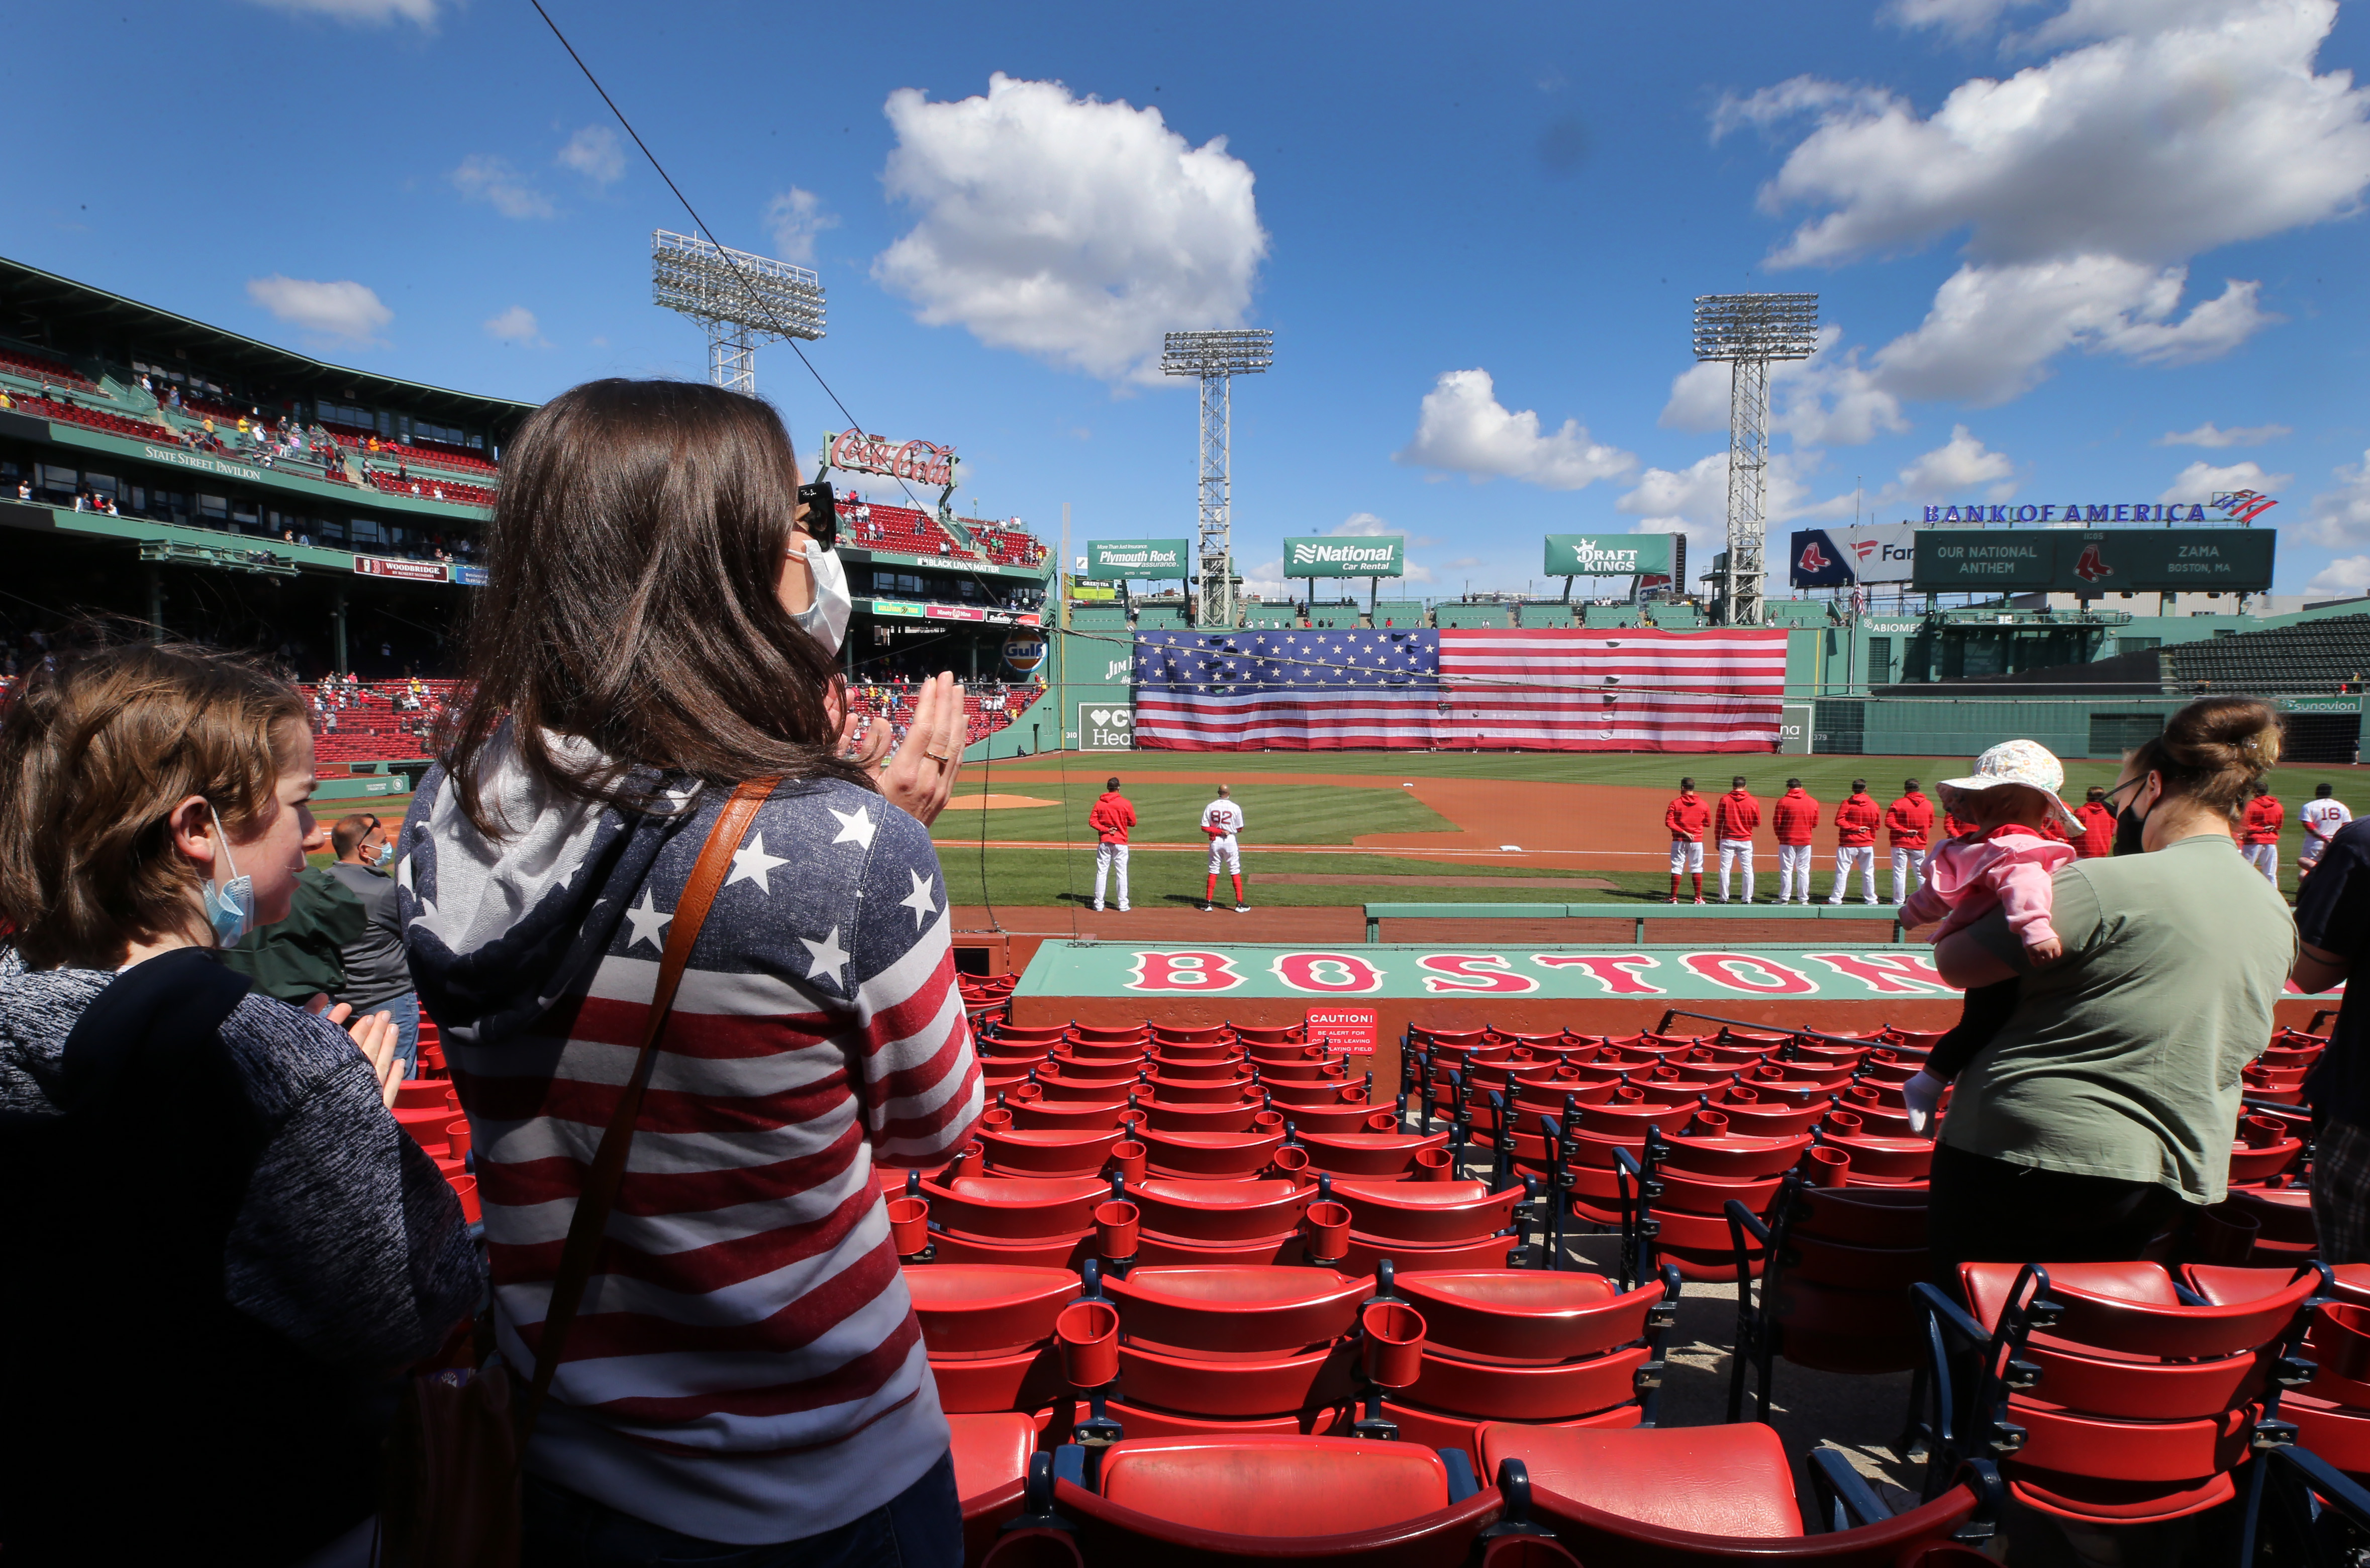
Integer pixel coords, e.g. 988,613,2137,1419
725,830,790,895
624,889,672,953
802,925,851,990
829,804,878,851
899,868,939,929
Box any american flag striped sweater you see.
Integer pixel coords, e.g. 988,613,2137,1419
398,735,983,1543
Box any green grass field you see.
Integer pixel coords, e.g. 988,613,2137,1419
946,749,2368,906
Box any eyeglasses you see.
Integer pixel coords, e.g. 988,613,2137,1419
2099,776,2147,806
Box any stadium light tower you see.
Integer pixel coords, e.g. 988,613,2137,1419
1692,293,1819,626
1162,329,1273,630
651,229,825,396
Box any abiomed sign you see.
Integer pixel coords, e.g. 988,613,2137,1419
1083,539,1192,580
1283,536,1405,577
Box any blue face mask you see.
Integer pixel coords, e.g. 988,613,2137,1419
205,807,256,944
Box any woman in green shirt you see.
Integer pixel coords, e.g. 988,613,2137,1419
1927,697,2295,1290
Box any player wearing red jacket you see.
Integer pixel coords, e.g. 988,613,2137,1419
1884,780,1935,903
1771,779,1821,905
1715,776,1761,903
1827,779,1883,905
2242,784,2285,885
1089,777,1136,912
1664,777,1711,903
2071,787,2117,859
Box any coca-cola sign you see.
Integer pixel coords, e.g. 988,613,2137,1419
827,431,956,488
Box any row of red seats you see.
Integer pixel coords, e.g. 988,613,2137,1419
905,1013,1998,1561
14,394,173,444
0,345,95,390
322,425,501,477
364,469,496,507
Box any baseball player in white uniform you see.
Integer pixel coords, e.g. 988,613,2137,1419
2300,782,2354,882
1200,784,1248,912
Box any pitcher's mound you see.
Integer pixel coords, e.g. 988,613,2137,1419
943,793,1063,810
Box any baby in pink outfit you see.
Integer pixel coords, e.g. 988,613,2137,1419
1899,739,2087,1134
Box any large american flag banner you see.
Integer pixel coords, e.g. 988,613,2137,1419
1132,627,1790,752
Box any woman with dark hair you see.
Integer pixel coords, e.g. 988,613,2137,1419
1924,697,2296,1285
401,380,982,1566
0,639,481,1568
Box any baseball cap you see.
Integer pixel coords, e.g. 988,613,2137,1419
1937,739,2083,835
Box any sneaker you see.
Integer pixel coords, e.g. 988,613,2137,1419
1198,902,1214,912
1092,903,1104,912
1717,896,1729,903
1234,904,1250,913
1693,897,1706,904
1666,895,1681,905
1116,904,1130,912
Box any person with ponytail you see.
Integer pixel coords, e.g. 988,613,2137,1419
1923,697,2296,1288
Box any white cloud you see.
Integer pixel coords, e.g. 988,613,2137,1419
1757,5,2370,270
451,155,556,221
482,306,547,346
2159,459,2291,504
1893,424,2016,501
245,275,391,347
244,0,435,25
1660,325,1906,446
1731,2,2368,406
763,187,840,264
1395,369,1636,490
1617,450,1840,558
1868,257,2273,404
2159,421,2293,449
2302,450,2370,547
873,74,1268,383
556,126,626,187
2305,555,2370,600
1880,0,2046,40
1324,512,1433,582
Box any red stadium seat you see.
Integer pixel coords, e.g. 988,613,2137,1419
1482,1424,2000,1566
1728,1180,1930,1420
907,1263,1079,1413
1916,1260,2322,1524
1097,1266,1370,1434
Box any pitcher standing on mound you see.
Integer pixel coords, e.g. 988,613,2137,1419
1200,784,1248,912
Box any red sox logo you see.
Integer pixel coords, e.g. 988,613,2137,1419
2073,543,2114,584
1798,539,1832,574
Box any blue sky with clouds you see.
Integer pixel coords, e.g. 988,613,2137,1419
9,0,2370,598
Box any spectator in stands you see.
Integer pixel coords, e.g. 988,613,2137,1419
1828,780,1882,905
408,379,979,1566
2071,784,2117,859
0,638,479,1566
1886,779,1935,903
2242,782,2284,885
1925,699,2294,1288
1772,778,1820,904
1714,775,1760,903
1090,776,1135,912
2298,812,2370,1258
322,813,420,1076
2301,782,2353,883
1664,777,1709,903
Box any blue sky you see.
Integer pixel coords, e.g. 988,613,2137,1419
9,0,2370,598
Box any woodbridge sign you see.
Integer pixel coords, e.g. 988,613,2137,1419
822,431,957,488
1543,534,1675,578
1082,539,1192,580
1283,536,1405,577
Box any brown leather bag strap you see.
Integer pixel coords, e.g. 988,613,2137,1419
515,775,779,1440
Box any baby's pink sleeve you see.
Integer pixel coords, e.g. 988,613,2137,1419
1980,838,2078,947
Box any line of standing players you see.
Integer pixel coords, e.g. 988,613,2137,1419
1666,773,2331,905
1663,774,2127,906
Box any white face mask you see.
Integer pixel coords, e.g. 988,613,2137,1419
203,806,256,945
789,541,852,656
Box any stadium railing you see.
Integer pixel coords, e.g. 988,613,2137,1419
1362,902,1910,943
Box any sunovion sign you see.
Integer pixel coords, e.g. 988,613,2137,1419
1284,536,1405,577
1542,533,1675,578
1083,539,1192,580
